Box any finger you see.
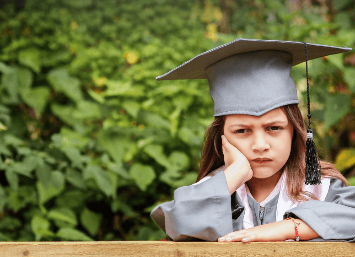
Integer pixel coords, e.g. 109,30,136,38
242,234,257,243
218,231,246,242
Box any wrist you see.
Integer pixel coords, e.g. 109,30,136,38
285,218,300,241
224,163,249,194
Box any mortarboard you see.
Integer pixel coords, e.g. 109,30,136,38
156,38,352,185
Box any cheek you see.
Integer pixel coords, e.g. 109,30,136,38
224,134,250,154
274,133,293,159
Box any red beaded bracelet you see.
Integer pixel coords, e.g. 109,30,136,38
286,217,301,241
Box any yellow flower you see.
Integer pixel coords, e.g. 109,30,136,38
214,7,223,22
124,52,139,65
94,77,107,87
205,23,218,42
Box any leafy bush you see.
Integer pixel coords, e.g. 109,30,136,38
0,0,354,241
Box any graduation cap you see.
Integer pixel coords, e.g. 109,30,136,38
156,38,352,185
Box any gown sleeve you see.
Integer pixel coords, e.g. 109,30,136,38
150,171,233,241
284,178,355,241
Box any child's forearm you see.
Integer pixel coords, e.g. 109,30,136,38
283,218,320,241
224,162,252,194
219,218,320,242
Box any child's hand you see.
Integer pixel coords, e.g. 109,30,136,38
218,219,319,242
221,135,253,193
222,135,249,168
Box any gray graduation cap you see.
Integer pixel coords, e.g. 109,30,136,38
156,38,352,186
156,38,351,117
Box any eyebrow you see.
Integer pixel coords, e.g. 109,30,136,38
228,120,288,128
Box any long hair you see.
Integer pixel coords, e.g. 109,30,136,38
196,104,348,202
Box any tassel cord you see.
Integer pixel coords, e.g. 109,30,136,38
303,42,321,185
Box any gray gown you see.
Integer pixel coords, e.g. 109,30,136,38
150,171,355,242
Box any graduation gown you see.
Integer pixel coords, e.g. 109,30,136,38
150,171,355,242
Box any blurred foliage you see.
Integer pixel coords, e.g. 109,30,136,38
0,0,354,241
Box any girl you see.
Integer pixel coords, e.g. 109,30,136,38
151,39,355,242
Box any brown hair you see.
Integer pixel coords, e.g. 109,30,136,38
196,104,348,202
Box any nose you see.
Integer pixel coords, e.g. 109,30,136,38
251,132,270,152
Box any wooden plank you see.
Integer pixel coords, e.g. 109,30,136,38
0,241,354,257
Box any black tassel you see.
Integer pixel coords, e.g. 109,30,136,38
305,129,321,185
304,43,321,185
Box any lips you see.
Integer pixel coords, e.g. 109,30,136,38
252,158,272,163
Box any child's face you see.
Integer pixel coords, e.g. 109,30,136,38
223,108,294,179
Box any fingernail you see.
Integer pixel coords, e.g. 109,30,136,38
226,238,232,241
242,238,248,243
219,238,225,241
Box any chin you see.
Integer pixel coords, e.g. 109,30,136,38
251,167,281,179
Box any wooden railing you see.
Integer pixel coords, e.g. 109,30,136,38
1,241,354,257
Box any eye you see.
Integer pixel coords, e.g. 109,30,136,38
234,129,249,134
267,126,282,131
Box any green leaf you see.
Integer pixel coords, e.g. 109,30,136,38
335,148,355,172
80,208,101,237
7,186,36,212
168,151,190,171
59,127,89,150
5,169,19,191
31,216,54,241
327,54,344,70
35,161,52,188
21,87,50,117
72,101,102,120
55,190,85,209
324,94,352,130
0,185,6,212
122,101,140,118
348,176,355,186
0,66,32,104
98,131,130,163
344,67,355,93
334,12,353,29
0,216,21,231
63,147,84,169
48,208,77,226
41,50,72,67
104,80,131,96
144,144,170,168
141,112,170,130
50,103,77,125
84,165,112,196
56,227,93,241
129,163,156,191
47,68,82,102
3,134,23,146
0,62,13,74
1,67,19,102
16,66,33,92
87,89,105,104
0,144,11,156
107,163,130,179
18,48,41,73
12,155,37,177
37,171,65,204
65,169,86,190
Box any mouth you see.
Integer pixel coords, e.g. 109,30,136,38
252,158,272,164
